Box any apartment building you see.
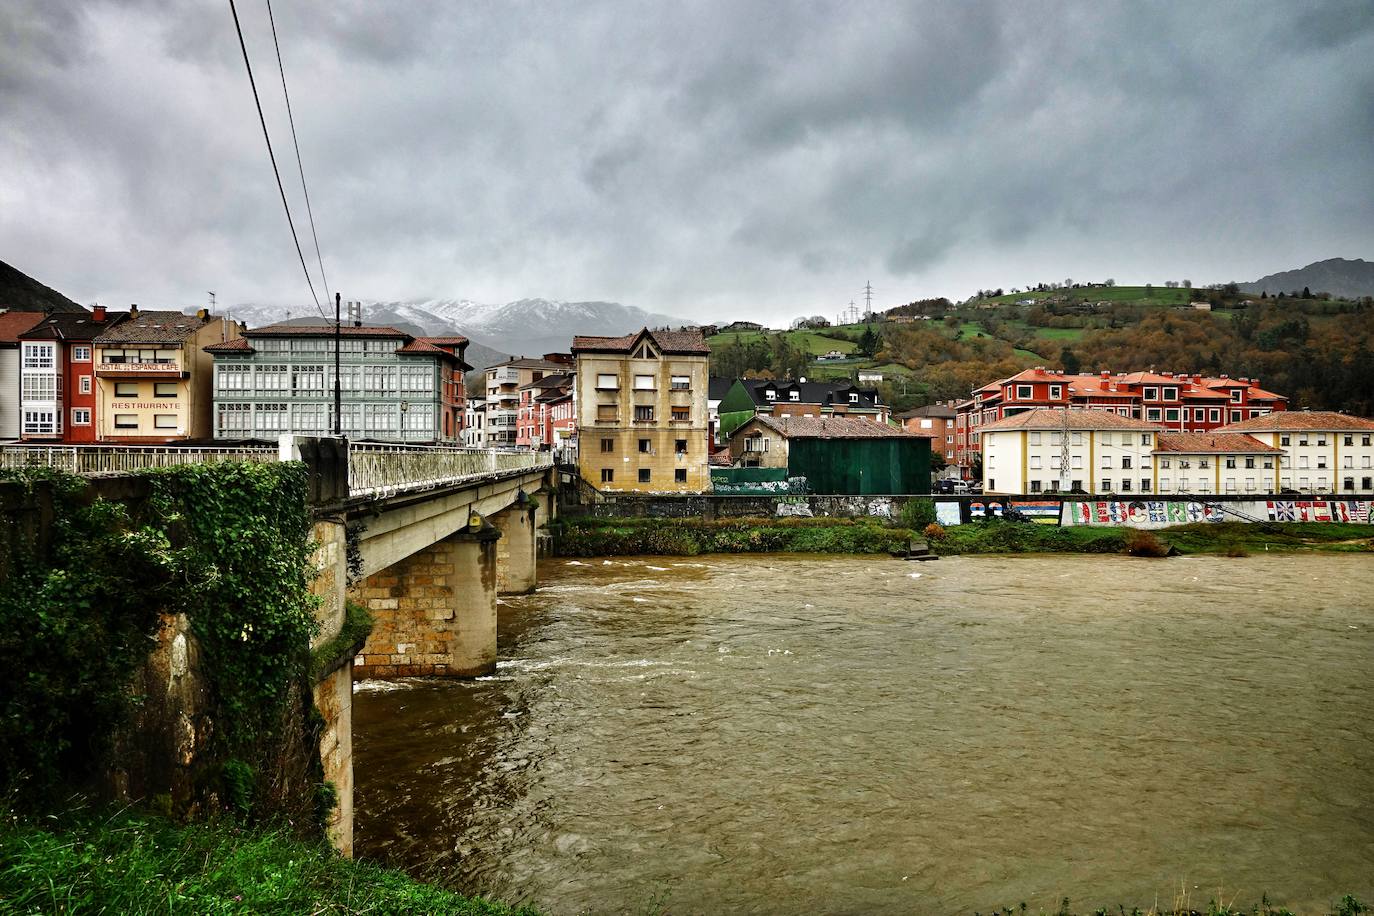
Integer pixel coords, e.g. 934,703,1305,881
16,305,129,442
516,372,574,450
1152,433,1282,495
484,355,571,447
896,402,957,469
205,324,469,442
979,408,1161,495
715,378,889,442
954,368,1288,477
1218,411,1374,495
572,328,710,492
1,311,54,440
92,308,238,443
463,397,487,447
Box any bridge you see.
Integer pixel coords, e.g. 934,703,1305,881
2,438,557,855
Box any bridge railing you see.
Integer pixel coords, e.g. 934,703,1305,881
0,444,278,474
346,443,552,498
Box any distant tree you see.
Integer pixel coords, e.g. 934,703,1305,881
1182,279,1192,289
1144,283,1153,297
1105,278,1115,287
1302,286,1312,299
857,325,880,357
1060,346,1081,375
1260,290,1267,299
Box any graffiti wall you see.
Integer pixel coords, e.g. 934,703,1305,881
1063,501,1231,528
1266,500,1373,523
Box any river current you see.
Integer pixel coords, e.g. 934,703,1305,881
353,554,1374,914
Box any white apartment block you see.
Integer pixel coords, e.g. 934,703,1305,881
1219,412,1374,495
980,409,1160,495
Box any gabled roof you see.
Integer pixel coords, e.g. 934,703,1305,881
1154,433,1281,454
572,327,709,355
896,404,957,420
0,311,50,345
19,309,130,341
94,310,214,344
204,337,253,354
743,414,924,440
980,408,1161,432
487,356,570,371
708,376,735,400
1217,411,1374,432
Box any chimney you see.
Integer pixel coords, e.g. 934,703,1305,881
1101,370,1110,378
130,303,139,317
92,304,107,322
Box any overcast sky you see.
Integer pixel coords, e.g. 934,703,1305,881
2,1,1372,323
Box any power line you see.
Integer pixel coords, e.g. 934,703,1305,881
265,0,331,309
227,0,326,320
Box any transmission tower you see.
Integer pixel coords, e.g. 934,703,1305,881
864,281,874,316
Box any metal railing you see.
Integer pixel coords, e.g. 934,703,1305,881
347,442,552,498
0,444,277,474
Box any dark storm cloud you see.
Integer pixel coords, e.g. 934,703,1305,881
1,0,1372,321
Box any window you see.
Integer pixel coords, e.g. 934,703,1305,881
633,374,655,390
1280,435,1291,446
675,439,687,454
1098,433,1111,446
670,376,690,391
154,382,178,398
1120,479,1132,492
789,390,800,401
1070,456,1083,469
638,468,651,484
256,365,288,395
1146,408,1161,422
1244,457,1255,469
1364,477,1373,490
1016,385,1032,399
297,365,329,394
634,405,654,422
1160,458,1171,468
21,374,57,401
1230,389,1242,402
1030,480,1042,493
153,414,178,430
1194,408,1205,422
1141,434,1152,446
218,403,251,434
1071,432,1083,445
601,468,614,483
639,438,652,453
71,408,91,425
1230,410,1242,422
1049,385,1062,400
633,343,657,359
1209,409,1220,423
293,403,327,432
1029,432,1041,445
1100,478,1112,491
1140,479,1151,492
744,435,769,453
1364,436,1372,447
1121,456,1132,469
1163,387,1177,400
254,403,288,433
597,404,617,422
1345,477,1356,491
671,406,690,422
114,414,138,429
114,382,138,398
71,345,91,362
675,468,687,483
1317,436,1327,446
1224,457,1236,468
1100,454,1112,468
21,343,54,369
596,374,619,390
1165,408,1180,422
22,410,57,434
1143,387,1157,400
1299,435,1309,446
601,437,614,453
1344,435,1354,446
79,376,91,394
848,393,859,403
1030,455,1043,469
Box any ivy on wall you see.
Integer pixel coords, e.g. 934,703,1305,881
0,463,324,826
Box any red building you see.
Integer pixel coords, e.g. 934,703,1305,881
516,372,574,450
953,367,1288,478
16,306,129,443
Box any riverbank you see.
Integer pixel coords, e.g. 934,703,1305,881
553,515,1373,557
0,810,533,915
552,515,916,557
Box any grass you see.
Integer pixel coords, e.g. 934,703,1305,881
929,520,1373,556
983,285,1194,305
0,809,534,915
707,329,858,355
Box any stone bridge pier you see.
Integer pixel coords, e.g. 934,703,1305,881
350,487,550,679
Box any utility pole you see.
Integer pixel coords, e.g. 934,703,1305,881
333,291,342,437
864,281,874,316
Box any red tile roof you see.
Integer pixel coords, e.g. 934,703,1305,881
1217,411,1374,432
1154,433,1281,454
420,335,469,346
204,337,253,353
572,327,709,354
748,414,926,439
0,311,48,344
93,310,213,344
979,408,1161,432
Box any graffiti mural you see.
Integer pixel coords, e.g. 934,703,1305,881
1010,499,1062,525
934,501,963,526
1067,500,1228,528
1266,500,1373,523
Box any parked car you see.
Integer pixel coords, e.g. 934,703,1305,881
935,479,971,494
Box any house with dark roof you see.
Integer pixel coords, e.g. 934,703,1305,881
92,307,240,443
715,377,888,442
204,323,470,442
17,305,130,442
896,402,959,469
572,328,711,492
726,413,930,494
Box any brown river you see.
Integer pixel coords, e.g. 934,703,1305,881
353,554,1374,915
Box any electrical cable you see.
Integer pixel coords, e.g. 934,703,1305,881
227,0,326,320
265,0,332,316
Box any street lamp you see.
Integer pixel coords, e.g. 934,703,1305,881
399,399,409,444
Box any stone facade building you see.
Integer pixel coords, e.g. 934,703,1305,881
572,327,710,493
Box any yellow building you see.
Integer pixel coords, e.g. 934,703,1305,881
93,308,239,443
572,328,710,492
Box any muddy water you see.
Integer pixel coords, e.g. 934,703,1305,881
353,554,1374,914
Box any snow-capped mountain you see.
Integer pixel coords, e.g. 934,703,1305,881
226,297,691,368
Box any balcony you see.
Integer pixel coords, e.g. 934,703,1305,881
489,367,520,385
